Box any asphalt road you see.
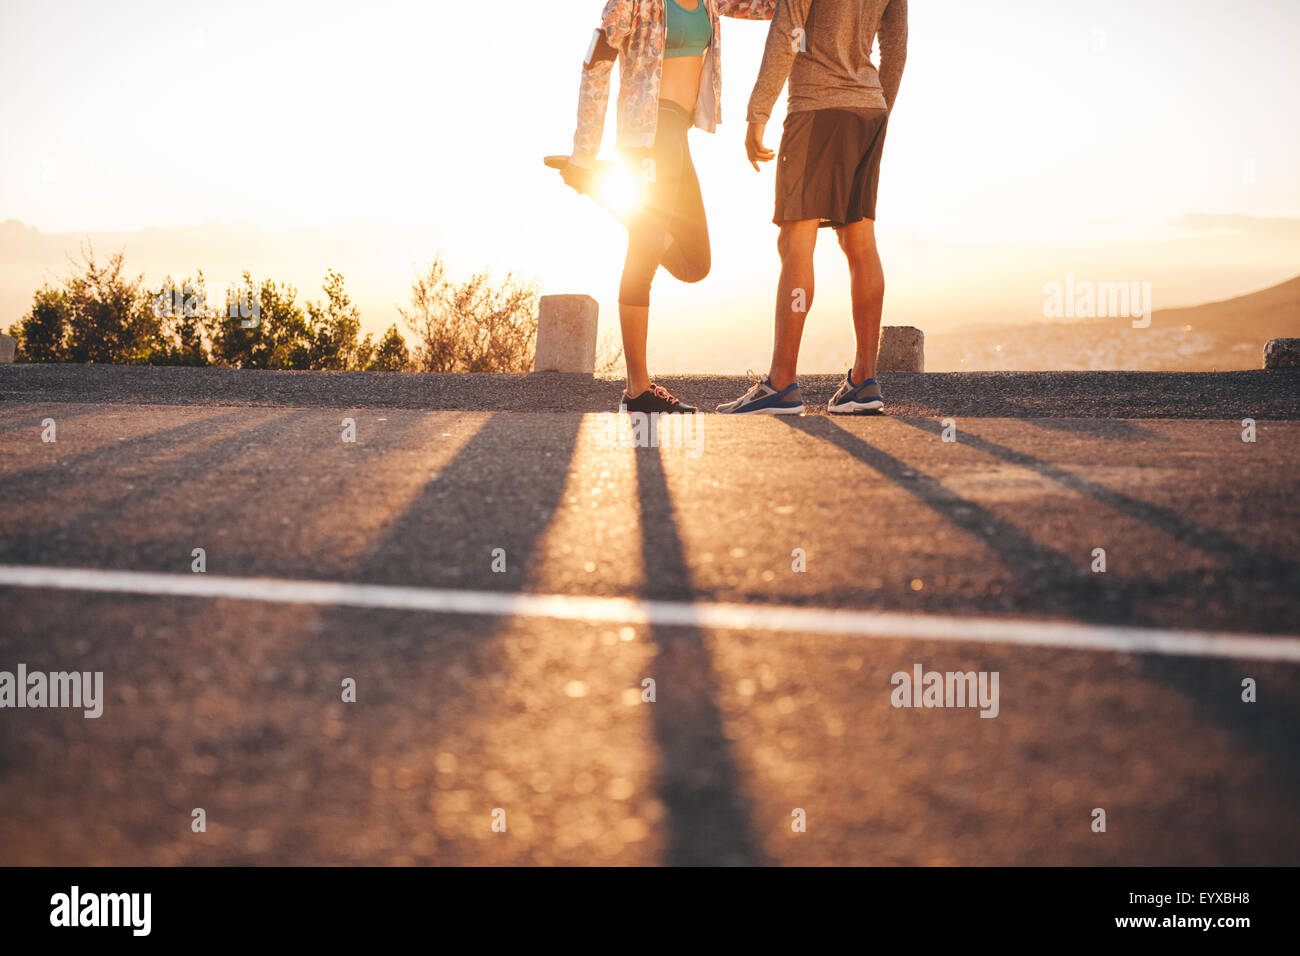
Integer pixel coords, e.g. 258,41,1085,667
0,370,1297,864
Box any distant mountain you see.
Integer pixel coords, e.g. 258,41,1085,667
926,275,1300,372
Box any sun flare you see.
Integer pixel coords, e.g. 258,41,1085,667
596,166,642,217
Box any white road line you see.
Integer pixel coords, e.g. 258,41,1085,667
0,564,1298,663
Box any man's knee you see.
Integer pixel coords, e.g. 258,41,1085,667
836,219,876,254
777,221,817,261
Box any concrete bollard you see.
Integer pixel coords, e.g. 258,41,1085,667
877,326,924,373
1263,338,1300,369
534,294,599,374
0,333,15,364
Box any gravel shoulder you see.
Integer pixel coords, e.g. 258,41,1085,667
2,364,1298,418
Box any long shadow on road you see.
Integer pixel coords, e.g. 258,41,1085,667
256,413,586,862
633,441,761,866
892,415,1300,827
785,414,1300,853
0,403,110,436
284,413,761,863
898,416,1300,605
780,414,1128,624
0,408,309,568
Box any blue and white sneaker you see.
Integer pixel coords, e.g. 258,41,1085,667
827,371,884,414
715,372,806,415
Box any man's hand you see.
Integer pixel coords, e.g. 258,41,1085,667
746,122,774,171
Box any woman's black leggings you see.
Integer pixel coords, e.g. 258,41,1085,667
617,102,711,307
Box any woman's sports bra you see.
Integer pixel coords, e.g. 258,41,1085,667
665,0,712,59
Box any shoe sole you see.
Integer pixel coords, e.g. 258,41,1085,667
828,400,884,415
717,404,806,416
619,405,698,414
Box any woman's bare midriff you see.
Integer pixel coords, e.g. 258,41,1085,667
660,55,705,113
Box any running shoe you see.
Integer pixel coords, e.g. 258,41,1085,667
827,371,884,414
715,373,806,415
619,383,697,414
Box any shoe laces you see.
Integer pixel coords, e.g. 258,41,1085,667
650,384,679,405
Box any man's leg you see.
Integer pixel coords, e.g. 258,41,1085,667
836,218,885,384
767,219,820,391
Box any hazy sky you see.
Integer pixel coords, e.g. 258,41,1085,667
2,0,1297,369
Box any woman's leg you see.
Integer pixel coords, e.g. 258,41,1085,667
618,212,673,396
617,124,677,396
615,107,709,396
618,304,651,396
658,144,711,284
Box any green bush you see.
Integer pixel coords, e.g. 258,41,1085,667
10,248,528,373
401,255,538,373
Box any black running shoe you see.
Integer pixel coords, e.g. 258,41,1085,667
545,154,636,224
544,154,611,196
618,384,697,414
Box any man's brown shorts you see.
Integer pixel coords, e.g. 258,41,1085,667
774,106,889,228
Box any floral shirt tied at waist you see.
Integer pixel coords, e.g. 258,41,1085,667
570,0,777,168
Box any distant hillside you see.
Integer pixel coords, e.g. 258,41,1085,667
927,275,1300,372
